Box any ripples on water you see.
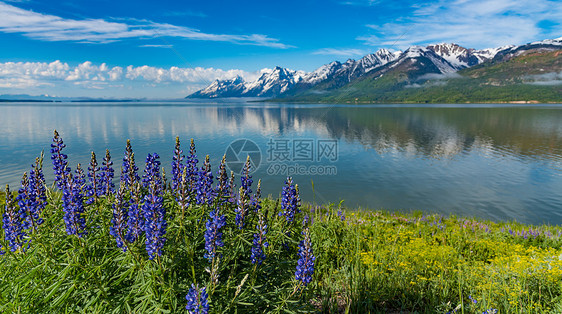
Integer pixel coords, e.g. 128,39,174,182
1,102,562,225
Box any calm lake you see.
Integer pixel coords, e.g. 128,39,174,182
1,101,562,225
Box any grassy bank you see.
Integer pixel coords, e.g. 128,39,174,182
2,187,561,313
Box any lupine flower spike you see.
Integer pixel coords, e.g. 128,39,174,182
187,138,198,193
142,153,166,260
204,207,226,261
241,156,253,194
235,186,250,229
252,179,262,212
171,136,184,191
295,228,315,287
86,151,101,204
51,130,71,190
280,177,301,223
185,284,209,314
251,206,268,265
216,155,229,200
121,139,139,189
126,182,143,243
110,184,128,252
23,157,47,231
100,149,115,196
61,166,87,237
3,185,25,252
196,155,214,205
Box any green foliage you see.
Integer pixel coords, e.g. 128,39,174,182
0,189,314,313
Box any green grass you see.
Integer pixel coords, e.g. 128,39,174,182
2,186,562,313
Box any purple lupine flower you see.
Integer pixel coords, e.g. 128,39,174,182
251,210,268,265
110,185,128,252
279,177,301,223
215,155,230,200
171,136,185,192
25,157,46,230
187,138,199,193
121,139,140,189
204,208,226,261
126,182,143,243
196,155,214,205
100,149,115,196
176,167,191,218
469,295,477,304
3,185,25,252
482,309,497,314
295,228,315,286
50,130,71,190
61,166,87,237
86,151,102,204
235,186,250,229
241,156,253,195
17,173,33,230
185,284,209,314
142,153,166,260
227,170,236,204
251,179,262,212
142,153,162,189
337,209,346,222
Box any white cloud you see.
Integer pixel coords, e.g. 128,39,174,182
139,44,174,48
0,2,292,48
312,48,367,57
524,72,562,85
358,0,562,50
0,60,265,91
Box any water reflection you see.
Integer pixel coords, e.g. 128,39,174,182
1,102,562,225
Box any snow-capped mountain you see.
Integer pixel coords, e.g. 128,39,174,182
244,66,305,97
187,37,562,99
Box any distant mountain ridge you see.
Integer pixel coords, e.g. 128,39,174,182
187,37,562,102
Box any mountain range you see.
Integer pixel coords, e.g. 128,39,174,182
187,38,562,103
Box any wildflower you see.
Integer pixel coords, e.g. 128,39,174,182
100,149,115,196
23,157,47,230
227,170,236,203
61,165,87,237
142,153,166,259
482,309,497,314
126,182,143,243
176,167,190,218
3,185,25,252
171,136,184,191
121,139,139,189
196,155,214,205
469,295,477,304
85,151,101,204
337,209,346,221
251,179,262,212
251,210,268,265
185,284,209,314
235,186,250,229
295,228,315,286
186,138,198,192
215,155,230,200
110,185,128,252
280,177,301,223
240,156,253,194
204,208,226,261
50,130,71,190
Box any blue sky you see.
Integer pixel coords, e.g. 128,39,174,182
0,0,560,98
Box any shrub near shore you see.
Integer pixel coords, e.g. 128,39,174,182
1,131,562,313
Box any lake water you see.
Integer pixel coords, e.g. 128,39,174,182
1,101,562,225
